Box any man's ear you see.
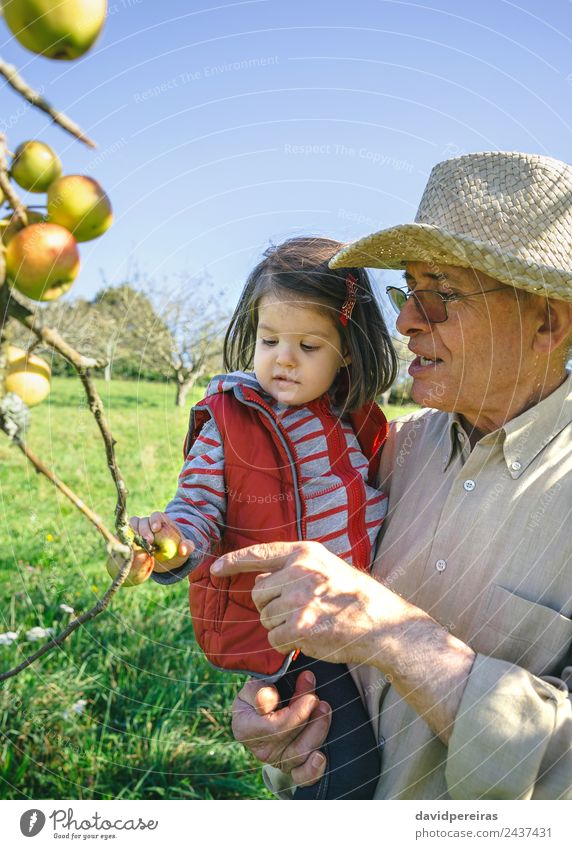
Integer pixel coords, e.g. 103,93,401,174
532,298,572,356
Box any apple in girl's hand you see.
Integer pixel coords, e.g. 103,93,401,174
106,546,154,587
152,529,181,563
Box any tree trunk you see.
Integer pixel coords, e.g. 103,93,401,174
175,368,205,407
175,381,189,407
104,338,113,381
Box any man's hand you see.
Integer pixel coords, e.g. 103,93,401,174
129,511,195,573
212,540,387,666
215,540,476,744
232,671,331,787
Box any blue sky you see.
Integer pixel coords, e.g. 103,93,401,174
1,0,571,307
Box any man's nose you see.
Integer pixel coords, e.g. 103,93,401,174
395,293,432,336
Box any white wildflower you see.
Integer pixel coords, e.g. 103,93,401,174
0,631,19,646
59,604,75,614
26,626,55,642
63,698,87,719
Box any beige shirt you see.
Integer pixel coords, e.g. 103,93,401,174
265,372,572,799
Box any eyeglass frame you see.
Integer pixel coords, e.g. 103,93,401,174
385,284,509,324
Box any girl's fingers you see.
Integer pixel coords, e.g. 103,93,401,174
149,511,167,533
136,517,153,545
178,538,195,557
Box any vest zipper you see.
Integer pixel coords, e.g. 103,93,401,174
239,391,307,539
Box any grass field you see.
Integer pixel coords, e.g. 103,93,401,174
0,377,418,800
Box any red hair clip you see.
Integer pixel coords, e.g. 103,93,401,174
339,273,358,326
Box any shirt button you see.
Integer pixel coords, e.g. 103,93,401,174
463,479,476,491
435,559,447,572
511,461,522,471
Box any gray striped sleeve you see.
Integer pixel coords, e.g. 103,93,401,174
152,415,227,585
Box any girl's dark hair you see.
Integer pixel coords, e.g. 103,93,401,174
223,236,397,412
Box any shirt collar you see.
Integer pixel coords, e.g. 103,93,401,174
441,371,572,475
500,370,572,478
442,415,471,470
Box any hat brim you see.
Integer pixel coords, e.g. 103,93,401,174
329,223,572,301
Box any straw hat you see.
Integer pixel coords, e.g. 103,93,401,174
329,151,572,301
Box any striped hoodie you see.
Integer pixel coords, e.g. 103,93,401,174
153,371,388,585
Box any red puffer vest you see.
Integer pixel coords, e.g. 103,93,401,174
185,382,388,680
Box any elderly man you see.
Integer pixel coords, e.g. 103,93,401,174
213,151,572,799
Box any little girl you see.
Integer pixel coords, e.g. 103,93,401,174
130,236,397,799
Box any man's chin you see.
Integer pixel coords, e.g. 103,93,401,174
411,379,451,411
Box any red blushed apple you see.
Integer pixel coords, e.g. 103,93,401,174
106,546,154,587
5,222,80,301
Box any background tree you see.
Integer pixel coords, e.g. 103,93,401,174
122,272,229,406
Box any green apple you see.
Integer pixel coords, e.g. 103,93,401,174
4,344,51,407
106,546,154,587
11,141,62,193
1,209,46,244
47,175,112,242
152,530,180,564
5,222,80,301
1,0,107,61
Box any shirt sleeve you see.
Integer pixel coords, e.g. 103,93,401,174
152,415,227,585
262,765,295,799
446,652,572,799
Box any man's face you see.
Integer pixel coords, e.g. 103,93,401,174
395,262,540,425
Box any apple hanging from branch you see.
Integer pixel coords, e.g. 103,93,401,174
11,140,62,193
4,344,51,406
5,221,80,300
1,0,107,61
47,175,112,242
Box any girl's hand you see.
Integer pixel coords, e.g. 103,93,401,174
129,512,195,573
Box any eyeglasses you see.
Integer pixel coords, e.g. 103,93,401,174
386,285,508,324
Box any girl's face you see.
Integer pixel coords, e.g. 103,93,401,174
253,293,349,406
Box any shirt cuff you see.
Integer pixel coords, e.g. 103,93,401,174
150,530,205,585
446,653,567,799
262,765,295,799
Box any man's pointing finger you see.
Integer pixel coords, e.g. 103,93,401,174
210,541,302,576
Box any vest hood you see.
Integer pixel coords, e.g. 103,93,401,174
205,371,262,398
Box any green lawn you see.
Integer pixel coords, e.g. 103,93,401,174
0,377,417,800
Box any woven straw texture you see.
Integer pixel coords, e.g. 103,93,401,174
329,151,572,301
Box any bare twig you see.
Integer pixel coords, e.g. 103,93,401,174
0,133,28,228
0,59,96,148
0,281,160,680
1,284,132,532
0,549,135,682
0,284,105,370
15,437,119,546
